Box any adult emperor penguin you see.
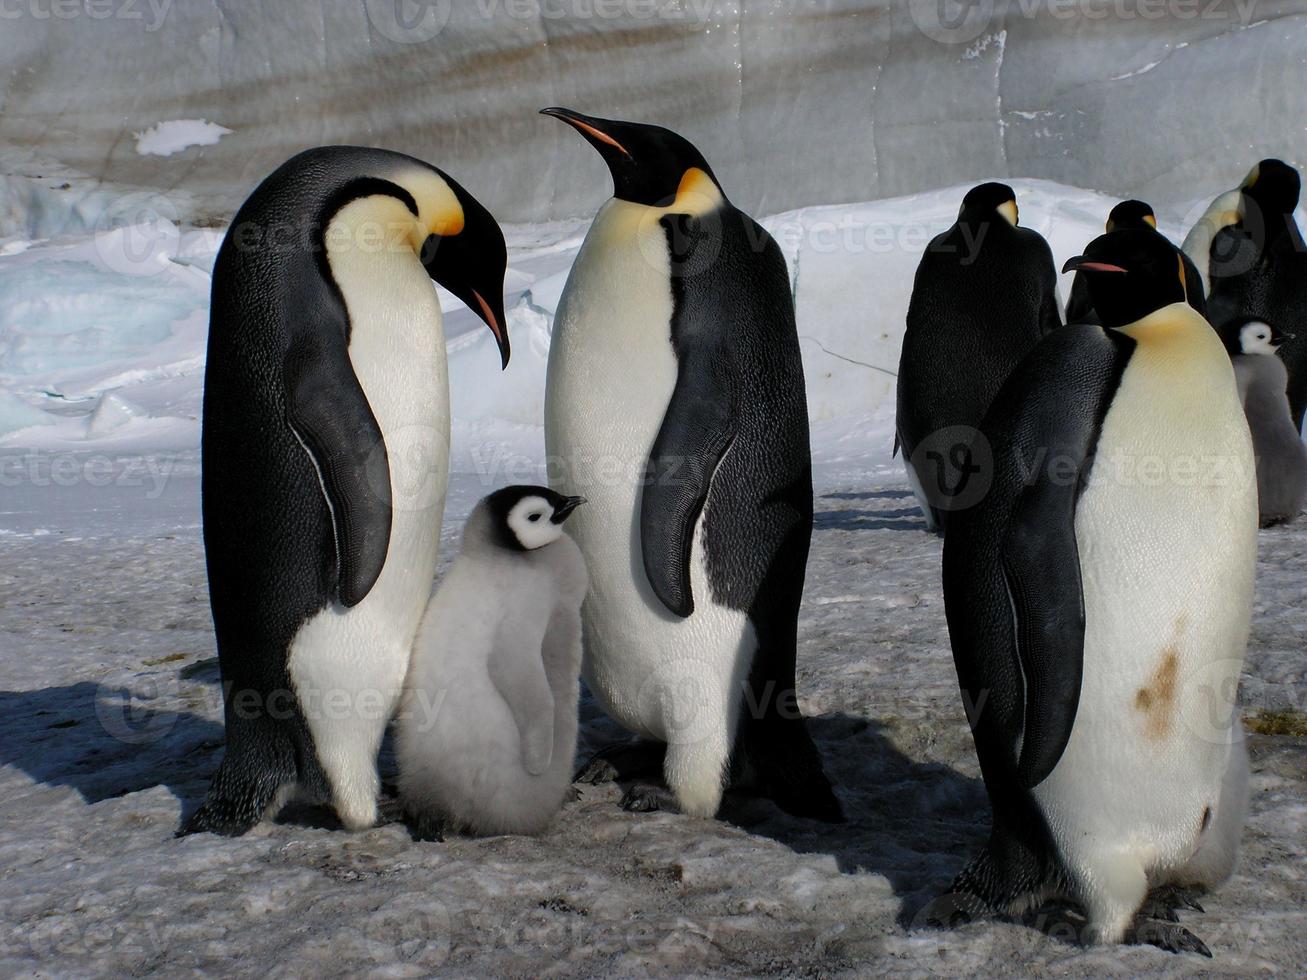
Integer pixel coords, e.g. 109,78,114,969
1218,316,1307,526
1183,158,1307,432
539,108,840,822
184,147,510,836
936,228,1257,955
897,182,1062,531
1065,200,1206,325
398,486,588,839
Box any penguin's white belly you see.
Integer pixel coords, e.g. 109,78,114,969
1033,309,1257,880
287,250,449,821
545,200,754,745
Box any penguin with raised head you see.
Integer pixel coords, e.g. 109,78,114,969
897,182,1062,531
1183,158,1307,431
1218,316,1307,526
398,486,587,839
1065,200,1206,325
185,147,510,837
936,228,1257,955
539,108,841,822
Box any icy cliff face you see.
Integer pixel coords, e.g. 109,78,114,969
0,1,1304,231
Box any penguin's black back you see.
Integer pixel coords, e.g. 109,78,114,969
898,216,1060,476
655,205,839,820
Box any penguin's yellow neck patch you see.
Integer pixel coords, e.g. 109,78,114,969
1143,214,1157,229
1242,162,1261,190
391,168,465,250
997,200,1018,227
673,168,724,216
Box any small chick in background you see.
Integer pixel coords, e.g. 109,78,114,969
398,486,588,839
1220,317,1307,527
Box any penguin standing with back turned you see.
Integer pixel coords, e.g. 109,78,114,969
398,486,588,839
186,147,510,836
540,108,840,822
1065,199,1206,325
937,228,1257,956
1183,158,1307,432
1218,316,1307,526
897,182,1062,532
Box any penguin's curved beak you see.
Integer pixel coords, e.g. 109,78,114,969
1062,256,1128,275
550,496,586,524
420,212,511,371
541,107,632,159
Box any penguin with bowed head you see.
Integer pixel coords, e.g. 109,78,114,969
1183,158,1307,432
1065,199,1206,325
539,107,841,823
397,486,587,839
896,182,1062,532
1218,316,1307,527
935,228,1257,955
185,147,510,837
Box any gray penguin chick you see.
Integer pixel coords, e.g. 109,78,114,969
398,486,588,838
1220,317,1307,526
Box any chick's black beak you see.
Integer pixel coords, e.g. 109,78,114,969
1062,255,1129,275
551,496,586,524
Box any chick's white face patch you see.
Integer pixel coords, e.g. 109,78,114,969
508,496,565,550
1240,321,1279,355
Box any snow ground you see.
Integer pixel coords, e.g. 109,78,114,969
0,182,1304,975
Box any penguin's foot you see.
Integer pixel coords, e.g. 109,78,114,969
620,783,678,814
405,810,447,843
917,889,993,929
375,796,406,827
1129,918,1212,958
564,786,582,804
573,739,666,785
178,800,260,838
1140,885,1205,923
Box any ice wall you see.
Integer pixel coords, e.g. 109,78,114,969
1,1,1304,232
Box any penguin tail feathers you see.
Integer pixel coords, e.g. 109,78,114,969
745,717,844,823
178,731,298,838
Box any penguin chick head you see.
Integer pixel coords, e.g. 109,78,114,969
1219,316,1293,357
476,485,586,553
1241,158,1301,216
959,182,1018,227
1061,228,1187,329
540,107,723,209
1105,199,1156,232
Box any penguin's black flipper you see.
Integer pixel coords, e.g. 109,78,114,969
944,325,1134,791
640,216,739,617
283,337,392,608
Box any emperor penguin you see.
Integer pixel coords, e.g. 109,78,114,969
896,182,1062,532
1218,316,1307,526
397,486,588,839
539,108,841,822
185,147,510,836
936,228,1257,955
1182,158,1307,431
1065,200,1206,325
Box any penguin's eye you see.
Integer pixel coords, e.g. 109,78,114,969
528,513,542,523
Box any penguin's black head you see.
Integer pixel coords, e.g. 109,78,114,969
1218,315,1293,358
540,107,723,208
1062,228,1188,329
1105,199,1156,232
483,485,586,552
1241,158,1302,217
420,174,511,369
959,182,1019,226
